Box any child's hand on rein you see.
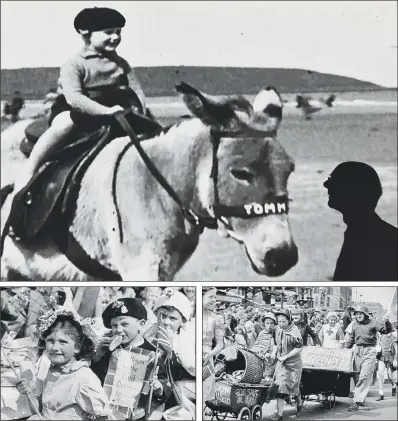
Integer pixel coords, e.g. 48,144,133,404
106,105,124,116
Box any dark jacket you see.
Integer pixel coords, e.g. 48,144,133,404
164,350,196,411
10,96,24,113
229,316,238,332
295,320,320,346
333,214,397,281
342,313,352,332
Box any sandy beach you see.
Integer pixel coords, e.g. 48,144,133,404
1,95,396,281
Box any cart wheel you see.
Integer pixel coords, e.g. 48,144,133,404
238,407,251,420
216,413,228,421
251,405,262,420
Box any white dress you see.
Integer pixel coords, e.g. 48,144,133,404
321,323,344,349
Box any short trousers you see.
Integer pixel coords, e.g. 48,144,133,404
48,92,162,137
50,94,117,131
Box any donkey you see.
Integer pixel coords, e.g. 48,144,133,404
1,83,298,281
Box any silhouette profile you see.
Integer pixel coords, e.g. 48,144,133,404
324,161,397,281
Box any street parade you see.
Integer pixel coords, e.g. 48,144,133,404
203,286,397,420
0,286,196,420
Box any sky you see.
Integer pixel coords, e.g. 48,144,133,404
1,1,397,87
353,286,396,310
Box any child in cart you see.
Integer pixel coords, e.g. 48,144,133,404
214,312,278,383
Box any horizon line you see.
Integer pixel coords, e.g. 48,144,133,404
1,65,391,89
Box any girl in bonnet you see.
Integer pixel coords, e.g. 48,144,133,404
16,307,110,420
153,288,196,420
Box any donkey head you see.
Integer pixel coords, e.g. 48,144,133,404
176,82,298,277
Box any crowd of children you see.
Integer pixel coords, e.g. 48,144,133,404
203,292,397,419
1,286,196,420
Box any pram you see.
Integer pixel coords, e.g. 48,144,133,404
204,347,277,420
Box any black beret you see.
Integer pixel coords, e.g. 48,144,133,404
74,7,126,33
102,298,147,328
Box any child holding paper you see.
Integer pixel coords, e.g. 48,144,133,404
90,298,171,420
15,307,110,420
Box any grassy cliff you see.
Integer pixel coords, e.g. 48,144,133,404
1,66,386,100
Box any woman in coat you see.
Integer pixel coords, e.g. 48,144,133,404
273,309,304,420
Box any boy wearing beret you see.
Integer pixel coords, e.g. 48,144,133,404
90,298,171,420
12,6,159,200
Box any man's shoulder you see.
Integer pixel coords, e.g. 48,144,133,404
374,214,398,236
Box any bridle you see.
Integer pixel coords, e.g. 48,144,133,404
114,113,290,244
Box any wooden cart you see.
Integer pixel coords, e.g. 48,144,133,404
298,346,358,410
205,380,271,420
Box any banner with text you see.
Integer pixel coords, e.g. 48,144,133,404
302,346,355,373
103,347,154,419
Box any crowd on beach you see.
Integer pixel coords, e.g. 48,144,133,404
203,287,397,419
1,286,196,420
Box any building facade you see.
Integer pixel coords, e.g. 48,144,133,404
312,287,353,310
353,301,384,320
214,287,353,311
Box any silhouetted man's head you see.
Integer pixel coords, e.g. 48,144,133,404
323,161,382,214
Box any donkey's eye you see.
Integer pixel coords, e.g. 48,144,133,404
230,168,254,184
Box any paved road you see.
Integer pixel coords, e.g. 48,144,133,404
1,107,397,282
262,384,397,420
204,383,397,420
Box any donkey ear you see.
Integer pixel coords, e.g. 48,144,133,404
175,82,209,118
176,82,235,126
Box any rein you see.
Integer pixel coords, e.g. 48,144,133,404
114,114,204,242
113,113,289,243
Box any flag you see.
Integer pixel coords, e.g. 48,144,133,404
155,320,173,356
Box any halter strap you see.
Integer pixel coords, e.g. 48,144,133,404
114,113,203,241
114,113,289,244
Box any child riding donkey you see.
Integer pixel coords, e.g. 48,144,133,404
4,6,161,240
